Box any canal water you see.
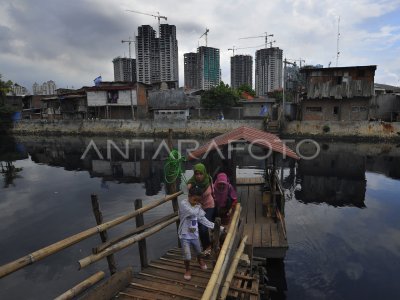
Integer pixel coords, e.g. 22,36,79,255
0,135,399,299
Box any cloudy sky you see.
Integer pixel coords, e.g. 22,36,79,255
1,0,400,92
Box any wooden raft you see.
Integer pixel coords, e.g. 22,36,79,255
115,248,258,300
236,177,288,258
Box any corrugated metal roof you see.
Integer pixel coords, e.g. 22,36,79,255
188,126,299,160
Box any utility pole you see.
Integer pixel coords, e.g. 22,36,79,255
336,16,340,67
282,58,296,126
122,38,135,120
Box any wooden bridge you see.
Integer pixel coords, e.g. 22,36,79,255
0,190,261,300
237,176,288,259
0,127,295,299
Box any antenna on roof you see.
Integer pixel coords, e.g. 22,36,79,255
336,16,340,67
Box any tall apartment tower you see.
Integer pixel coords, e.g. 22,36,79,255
113,57,136,82
231,55,253,89
136,25,159,84
197,46,220,90
255,47,283,96
184,52,198,89
136,24,178,86
159,24,179,84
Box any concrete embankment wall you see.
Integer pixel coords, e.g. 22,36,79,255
10,119,400,140
11,119,264,137
283,121,400,140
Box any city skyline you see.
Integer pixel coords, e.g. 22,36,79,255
1,0,399,90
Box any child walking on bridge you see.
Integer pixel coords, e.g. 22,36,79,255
178,186,221,280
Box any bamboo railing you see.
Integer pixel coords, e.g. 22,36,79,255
219,235,248,299
0,191,182,279
78,216,179,269
54,271,105,300
201,204,242,300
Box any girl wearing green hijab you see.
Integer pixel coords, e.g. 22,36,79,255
187,163,215,253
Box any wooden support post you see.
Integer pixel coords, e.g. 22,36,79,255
134,199,148,268
212,217,221,257
167,129,181,247
271,152,277,219
91,194,117,275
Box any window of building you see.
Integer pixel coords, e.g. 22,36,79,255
107,91,119,104
351,106,360,113
360,106,367,112
306,107,322,112
333,106,339,115
336,76,343,85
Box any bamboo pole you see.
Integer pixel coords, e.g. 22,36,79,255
0,191,182,279
94,212,177,254
276,209,287,240
212,211,243,299
79,215,179,269
201,204,241,300
219,235,248,299
54,271,105,300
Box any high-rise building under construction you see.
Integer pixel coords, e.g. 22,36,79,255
113,57,136,82
159,24,179,83
184,52,198,89
255,47,283,96
184,47,220,90
198,46,220,90
230,55,253,89
136,24,178,87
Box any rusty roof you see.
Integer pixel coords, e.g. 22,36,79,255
188,126,300,160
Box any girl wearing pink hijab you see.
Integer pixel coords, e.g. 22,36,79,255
213,172,238,225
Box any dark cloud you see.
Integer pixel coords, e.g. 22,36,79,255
6,1,133,60
0,25,14,53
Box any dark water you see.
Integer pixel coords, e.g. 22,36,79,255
0,135,400,299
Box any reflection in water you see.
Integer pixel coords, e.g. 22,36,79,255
0,136,27,188
1,161,23,188
1,136,400,299
295,150,367,208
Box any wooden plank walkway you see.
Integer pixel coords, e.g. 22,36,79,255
116,248,258,299
237,177,288,258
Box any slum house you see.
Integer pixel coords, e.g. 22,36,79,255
21,95,42,119
371,83,400,121
238,96,277,120
300,65,376,121
148,89,197,121
59,92,87,120
41,96,61,120
86,82,149,120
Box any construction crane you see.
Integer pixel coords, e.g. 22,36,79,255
239,32,274,48
126,9,167,37
268,40,276,48
199,28,209,47
228,44,264,56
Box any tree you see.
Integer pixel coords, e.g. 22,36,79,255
0,74,13,105
237,83,256,97
0,74,14,133
201,82,239,109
